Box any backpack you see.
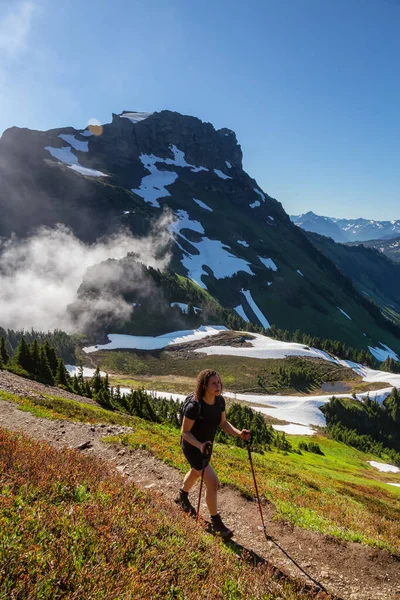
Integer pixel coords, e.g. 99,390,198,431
179,393,223,425
179,393,200,426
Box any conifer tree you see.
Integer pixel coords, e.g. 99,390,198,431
55,358,69,387
90,366,102,394
13,338,33,373
386,387,400,424
72,375,81,395
38,346,55,385
44,340,58,375
0,337,9,365
78,363,85,387
30,340,40,377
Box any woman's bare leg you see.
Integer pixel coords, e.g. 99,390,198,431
181,467,201,492
203,464,219,516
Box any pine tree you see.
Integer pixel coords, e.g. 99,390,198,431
55,358,69,387
72,374,81,395
30,340,40,377
91,366,102,394
0,337,9,365
13,338,33,373
38,346,55,385
44,340,58,375
386,388,400,424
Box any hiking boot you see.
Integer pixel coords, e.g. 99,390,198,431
175,489,196,518
211,514,233,539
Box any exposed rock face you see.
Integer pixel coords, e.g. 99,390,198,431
1,109,399,352
0,110,284,242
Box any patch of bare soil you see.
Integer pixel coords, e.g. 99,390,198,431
165,330,255,354
0,375,399,600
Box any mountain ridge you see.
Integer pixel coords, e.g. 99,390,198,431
291,211,400,243
1,110,400,354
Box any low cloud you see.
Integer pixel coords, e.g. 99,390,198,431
0,212,173,332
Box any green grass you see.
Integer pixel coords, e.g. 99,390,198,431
0,428,305,600
91,351,365,395
2,389,400,554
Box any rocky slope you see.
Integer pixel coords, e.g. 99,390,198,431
346,236,400,264
1,110,400,352
306,232,400,326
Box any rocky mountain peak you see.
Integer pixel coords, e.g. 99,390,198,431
99,109,243,172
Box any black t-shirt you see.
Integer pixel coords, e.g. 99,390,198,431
183,395,226,443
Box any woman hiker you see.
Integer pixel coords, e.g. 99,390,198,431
175,369,251,539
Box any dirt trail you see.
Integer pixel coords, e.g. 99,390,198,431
0,373,399,600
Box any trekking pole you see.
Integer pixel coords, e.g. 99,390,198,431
196,442,212,523
246,441,328,593
246,440,270,538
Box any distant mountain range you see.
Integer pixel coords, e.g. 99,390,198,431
1,110,400,354
346,236,400,264
291,211,400,243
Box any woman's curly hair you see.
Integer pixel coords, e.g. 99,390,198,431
194,369,223,401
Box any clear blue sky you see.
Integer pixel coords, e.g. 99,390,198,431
1,0,399,220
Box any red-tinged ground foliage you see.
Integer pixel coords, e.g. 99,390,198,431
0,428,317,600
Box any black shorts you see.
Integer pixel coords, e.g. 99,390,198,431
181,439,212,471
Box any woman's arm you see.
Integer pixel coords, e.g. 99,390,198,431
219,412,251,441
181,416,210,452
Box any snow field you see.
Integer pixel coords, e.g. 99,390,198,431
368,461,400,473
120,112,153,123
240,290,271,328
213,169,232,180
45,145,107,177
83,325,227,353
170,210,254,289
233,304,250,322
258,256,278,271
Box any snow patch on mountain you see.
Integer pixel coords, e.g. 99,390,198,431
193,198,213,211
120,112,153,123
368,461,400,473
58,134,89,152
258,256,278,271
132,154,178,208
132,145,212,207
337,307,352,320
45,146,107,177
249,200,261,209
233,304,250,322
368,343,399,362
83,325,227,353
66,365,106,377
237,240,249,247
273,424,316,436
171,210,254,288
254,188,265,202
166,145,208,172
240,289,271,328
195,331,335,362
214,168,232,180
